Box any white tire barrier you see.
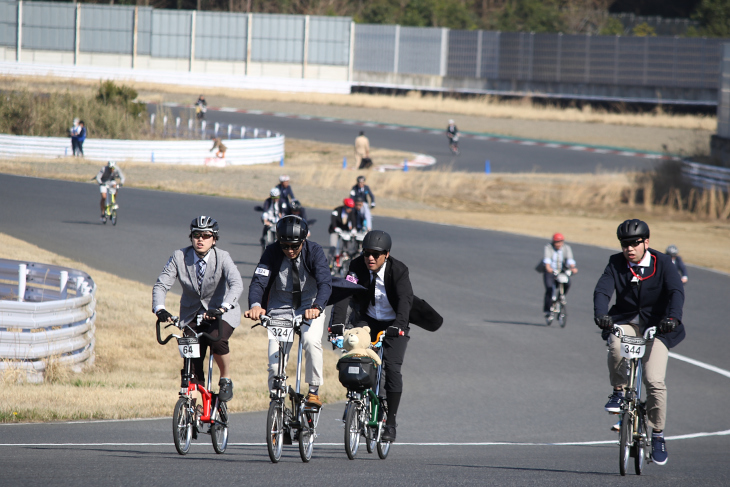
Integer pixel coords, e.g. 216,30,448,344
0,259,96,383
0,133,285,166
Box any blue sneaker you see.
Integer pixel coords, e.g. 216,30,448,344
604,390,624,413
651,434,668,465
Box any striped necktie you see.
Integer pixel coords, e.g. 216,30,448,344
197,258,206,291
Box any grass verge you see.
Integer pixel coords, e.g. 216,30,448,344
0,233,345,422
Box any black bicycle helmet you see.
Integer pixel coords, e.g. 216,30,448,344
665,245,678,256
362,230,392,253
290,199,302,211
616,219,649,241
276,215,308,243
190,215,219,239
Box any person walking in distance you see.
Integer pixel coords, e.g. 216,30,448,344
152,216,244,402
594,219,685,466
354,131,370,169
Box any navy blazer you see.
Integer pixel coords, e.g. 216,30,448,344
593,248,685,349
248,240,332,310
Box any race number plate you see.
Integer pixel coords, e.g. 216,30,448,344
178,337,201,358
620,336,646,359
267,324,294,343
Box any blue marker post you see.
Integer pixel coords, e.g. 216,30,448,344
485,160,491,174
343,157,347,169
151,152,155,163
280,156,284,167
403,158,408,172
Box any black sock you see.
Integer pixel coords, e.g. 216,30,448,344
385,391,401,426
308,385,319,395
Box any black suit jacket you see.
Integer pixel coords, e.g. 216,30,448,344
332,255,413,330
593,248,685,349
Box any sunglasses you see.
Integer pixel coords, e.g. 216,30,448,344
363,250,386,259
620,238,644,248
192,232,214,240
280,242,302,250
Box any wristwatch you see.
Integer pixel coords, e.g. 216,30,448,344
311,304,324,313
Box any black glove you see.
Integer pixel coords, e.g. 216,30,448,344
658,317,677,334
594,315,613,330
207,307,225,318
156,309,173,323
385,326,404,337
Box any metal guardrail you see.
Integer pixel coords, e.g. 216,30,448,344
682,160,730,191
0,258,96,383
0,133,285,166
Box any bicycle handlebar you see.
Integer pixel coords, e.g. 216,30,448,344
156,315,223,345
252,314,311,330
156,318,180,345
611,324,657,341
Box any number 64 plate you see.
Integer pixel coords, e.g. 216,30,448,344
178,337,201,358
620,336,646,359
267,325,294,343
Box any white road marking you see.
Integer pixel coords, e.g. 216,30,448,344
2,429,729,448
668,352,730,379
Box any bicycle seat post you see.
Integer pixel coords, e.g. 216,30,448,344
206,352,214,393
295,325,303,396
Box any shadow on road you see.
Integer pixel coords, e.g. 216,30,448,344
430,463,615,476
63,220,101,226
484,320,546,327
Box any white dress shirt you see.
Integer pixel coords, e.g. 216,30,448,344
366,261,396,321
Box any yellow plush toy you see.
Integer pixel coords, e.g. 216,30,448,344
341,326,381,365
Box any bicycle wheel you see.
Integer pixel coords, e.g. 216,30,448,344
619,411,631,476
266,401,284,463
365,398,375,454
172,397,193,455
298,413,315,463
211,401,229,454
376,410,391,460
110,209,117,226
558,304,567,328
344,402,361,460
634,410,647,475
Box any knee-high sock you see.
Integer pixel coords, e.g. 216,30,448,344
385,391,401,426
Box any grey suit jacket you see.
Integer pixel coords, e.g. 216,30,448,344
152,246,244,327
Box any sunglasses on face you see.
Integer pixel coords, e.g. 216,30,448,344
363,250,386,259
280,242,301,250
621,238,644,248
192,232,214,240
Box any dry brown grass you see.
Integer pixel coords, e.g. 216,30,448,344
0,75,715,132
0,233,346,422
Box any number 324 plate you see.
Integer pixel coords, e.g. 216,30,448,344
267,325,294,343
178,337,201,358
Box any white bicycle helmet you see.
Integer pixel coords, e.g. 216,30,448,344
270,187,281,198
279,175,290,182
107,160,116,168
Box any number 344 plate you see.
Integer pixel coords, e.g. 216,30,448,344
267,325,294,343
620,336,646,359
178,337,201,358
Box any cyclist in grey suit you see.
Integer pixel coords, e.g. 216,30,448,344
152,216,244,401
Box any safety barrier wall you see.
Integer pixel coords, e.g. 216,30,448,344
0,258,96,383
682,160,730,191
0,132,285,166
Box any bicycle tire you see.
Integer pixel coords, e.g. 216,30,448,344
619,411,631,476
211,401,229,454
376,408,391,460
558,304,567,328
298,412,315,463
172,397,193,455
634,410,647,475
266,401,284,463
365,397,375,454
111,209,117,226
344,402,361,460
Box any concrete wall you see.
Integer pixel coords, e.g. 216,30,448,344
710,43,730,167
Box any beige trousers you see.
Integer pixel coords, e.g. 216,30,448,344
268,312,326,392
607,324,669,431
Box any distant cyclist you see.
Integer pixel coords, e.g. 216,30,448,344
195,95,207,121
594,219,685,466
446,119,459,154
541,233,577,320
95,161,125,222
350,175,376,208
276,175,296,215
261,187,283,246
665,245,688,284
353,196,371,233
328,198,356,265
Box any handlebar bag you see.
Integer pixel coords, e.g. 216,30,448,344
337,356,377,391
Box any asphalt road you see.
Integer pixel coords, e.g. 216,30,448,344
1,174,729,486
162,105,658,174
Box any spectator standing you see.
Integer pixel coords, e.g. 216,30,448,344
354,131,370,168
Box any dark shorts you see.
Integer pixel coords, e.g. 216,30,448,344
186,318,235,385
